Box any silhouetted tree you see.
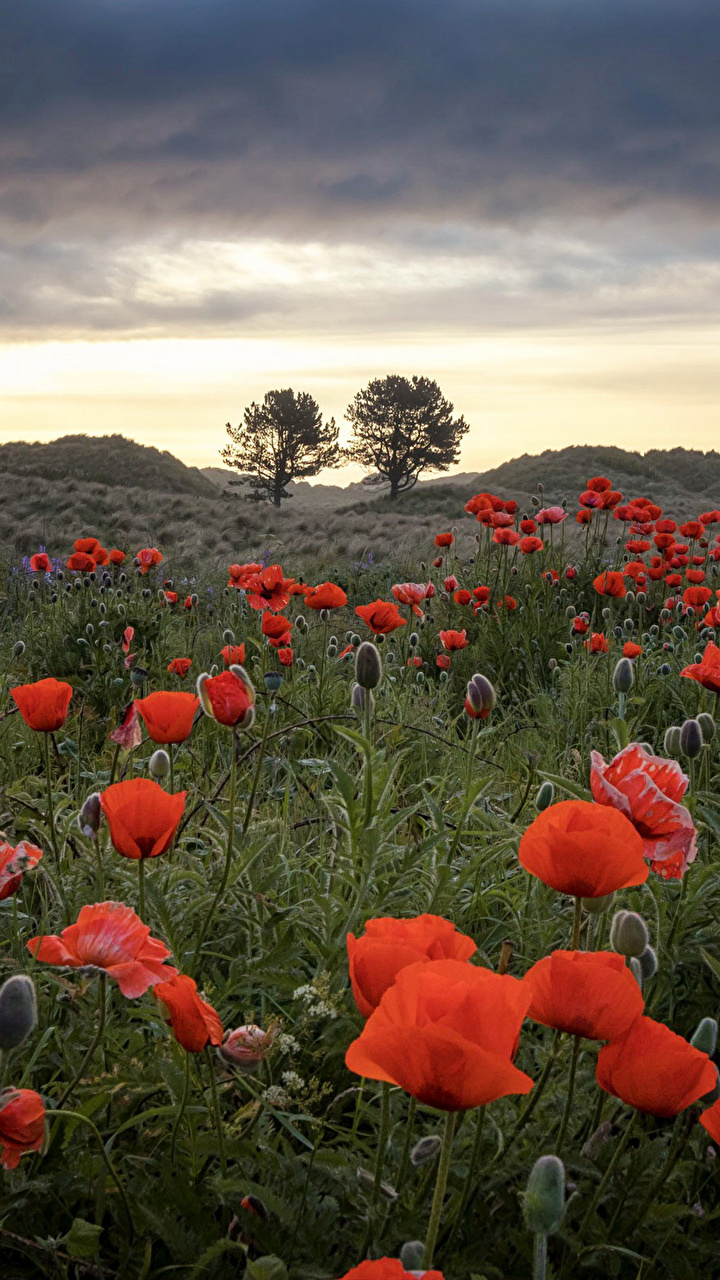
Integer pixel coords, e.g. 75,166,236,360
344,375,468,499
222,389,340,506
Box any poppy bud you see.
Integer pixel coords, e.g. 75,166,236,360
12,641,25,658
523,1155,566,1237
327,644,338,658
223,629,235,645
636,591,647,603
680,718,704,758
78,791,102,838
149,749,171,779
409,632,419,648
623,617,635,633
659,662,671,676
535,781,554,811
691,1017,718,1057
660,608,671,622
697,712,716,743
296,615,307,632
355,641,383,689
130,666,148,688
356,1167,397,1200
439,670,448,683
637,945,658,981
399,1243,425,1271
610,910,649,958
264,672,283,692
465,673,496,719
664,726,682,756
601,607,611,621
410,1135,442,1166
673,625,687,641
351,683,373,712
626,591,635,605
581,892,615,915
582,1120,613,1161
85,623,94,637
0,974,37,1050
219,1024,275,1072
629,957,643,988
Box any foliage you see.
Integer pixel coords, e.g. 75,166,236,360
222,390,341,506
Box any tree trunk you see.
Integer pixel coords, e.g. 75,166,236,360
389,478,399,500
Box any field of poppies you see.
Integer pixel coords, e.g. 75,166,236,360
2,476,720,1280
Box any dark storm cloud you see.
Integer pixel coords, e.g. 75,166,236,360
2,0,720,335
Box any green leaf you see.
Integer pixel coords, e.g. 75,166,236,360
61,1217,102,1258
247,1256,289,1280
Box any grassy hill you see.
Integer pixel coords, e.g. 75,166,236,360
0,436,716,572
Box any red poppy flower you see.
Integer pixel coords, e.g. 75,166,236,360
154,973,223,1053
392,582,432,616
520,519,537,535
584,633,609,654
100,778,186,859
490,511,515,529
135,691,199,744
681,641,720,693
586,476,612,492
0,838,43,901
520,536,544,554
355,600,406,634
0,1090,46,1169
200,670,255,728
108,549,126,565
496,594,517,611
576,510,592,525
700,1098,720,1144
407,655,423,667
74,537,100,555
261,612,292,647
94,547,109,567
345,959,533,1111
593,571,626,598
435,532,454,547
465,492,499,516
347,914,477,1019
436,654,451,670
28,901,177,998
11,677,73,732
625,539,651,554
492,527,520,546
536,506,567,525
244,565,294,611
622,641,642,659
110,701,142,750
135,547,163,574
444,575,459,591
167,657,192,678
453,589,472,606
679,521,703,540
522,950,644,1041
221,643,246,667
304,582,348,610
30,552,52,573
228,562,262,589
473,585,490,603
67,551,96,572
439,629,468,651
340,1262,444,1280
685,570,706,586
590,744,697,881
519,799,648,898
597,1017,716,1117
277,646,294,666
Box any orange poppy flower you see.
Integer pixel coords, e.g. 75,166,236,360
67,551,96,572
94,547,109,567
154,973,223,1052
345,959,533,1110
436,654,451,670
435,532,454,546
453,589,472,605
355,600,406,634
304,582,348,610
261,612,292,647
0,1090,46,1170
391,582,432,616
108,549,126,565
590,744,696,881
200,670,255,728
522,950,644,1041
593,571,626,598
341,1263,444,1280
167,658,192,678
228,562,262,589
520,536,544,554
347,914,477,1019
622,642,642,659
519,799,648,898
596,1016,716,1117
700,1097,720,1144
74,537,100,555
439,629,468,651
278,646,294,666
28,901,177,998
100,778,186,860
679,520,703,540
576,510,592,526
492,528,520,546
584,633,609,654
681,641,720,693
11,677,73,732
221,643,246,667
0,838,43,901
30,552,52,573
135,547,163,574
135,691,199,744
244,565,294,611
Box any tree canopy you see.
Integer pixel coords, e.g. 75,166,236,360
344,375,469,498
221,389,341,506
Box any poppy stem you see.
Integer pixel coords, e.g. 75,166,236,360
191,730,237,973
498,1030,561,1163
57,973,107,1110
138,857,146,920
446,1105,485,1246
422,1109,457,1269
49,1108,135,1242
42,731,62,870
621,1110,695,1237
555,1034,582,1154
204,1046,227,1176
577,1109,638,1237
571,897,583,949
169,742,175,794
533,1232,548,1280
393,1094,417,1191
372,1081,391,1208
170,1050,192,1163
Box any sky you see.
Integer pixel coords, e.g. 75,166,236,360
2,0,720,483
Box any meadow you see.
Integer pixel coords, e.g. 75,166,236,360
1,474,720,1280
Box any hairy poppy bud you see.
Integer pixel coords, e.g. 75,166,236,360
410,1135,442,1166
409,632,419,648
673,625,687,641
296,615,307,632
130,666,148,688
399,1243,425,1271
78,791,102,838
691,1017,718,1057
465,673,496,720
352,683,373,712
219,1024,275,1072
149,749,171,779
535,781,554,811
660,608,671,622
664,725,682,756
680,718,704,758
623,617,635,633
581,1120,613,1161
223,629,235,645
637,945,658,981
356,1167,397,1200
12,641,25,658
582,892,615,915
629,957,643,988
355,641,383,689
0,974,38,1050
264,671,283,692
698,712,716,743
610,910,649,958
523,1155,566,1237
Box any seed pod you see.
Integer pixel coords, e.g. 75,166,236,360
264,672,283,692
664,725,682,756
410,1135,442,1166
637,945,658,981
697,712,716,743
130,666,148,689
0,974,38,1050
691,1017,718,1057
680,718,704,758
149,749,171,779
610,910,649,958
355,641,383,689
535,781,555,811
78,791,102,838
523,1155,566,1237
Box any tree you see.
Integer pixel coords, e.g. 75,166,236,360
344,375,469,499
221,389,341,506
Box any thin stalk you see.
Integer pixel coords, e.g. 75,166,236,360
621,1111,695,1237
372,1082,391,1208
138,857,146,920
56,973,107,1110
571,896,583,949
49,1109,135,1242
170,1051,193,1162
204,1046,227,1176
422,1110,457,1268
498,1030,561,1163
534,1234,548,1280
191,730,238,973
578,1110,638,1237
555,1035,582,1154
42,732,62,870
